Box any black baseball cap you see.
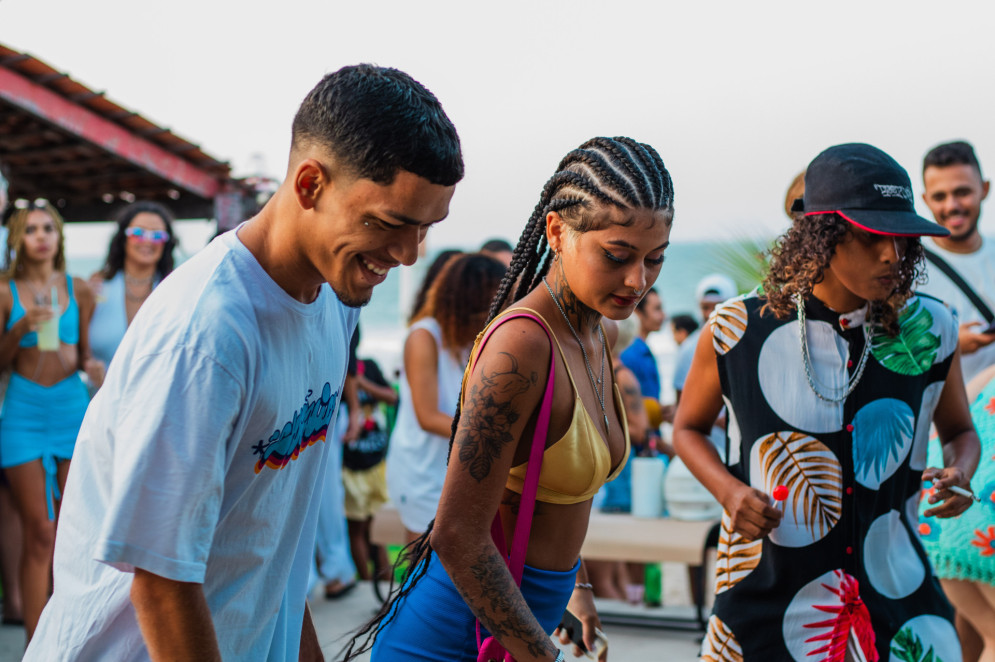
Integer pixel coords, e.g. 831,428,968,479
790,143,949,237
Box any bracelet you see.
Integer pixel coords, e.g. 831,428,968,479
574,582,593,591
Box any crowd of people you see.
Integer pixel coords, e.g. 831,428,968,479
0,64,990,662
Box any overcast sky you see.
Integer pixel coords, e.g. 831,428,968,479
3,0,994,249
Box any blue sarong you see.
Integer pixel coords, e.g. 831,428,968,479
0,373,88,519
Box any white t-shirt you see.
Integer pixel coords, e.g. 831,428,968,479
386,317,464,533
25,231,359,661
919,237,995,383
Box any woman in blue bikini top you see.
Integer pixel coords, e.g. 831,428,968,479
0,201,100,641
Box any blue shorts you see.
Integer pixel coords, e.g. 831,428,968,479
0,373,89,518
371,553,579,661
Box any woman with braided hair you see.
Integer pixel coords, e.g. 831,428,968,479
343,137,673,662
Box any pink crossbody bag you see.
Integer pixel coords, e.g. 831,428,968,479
470,312,556,662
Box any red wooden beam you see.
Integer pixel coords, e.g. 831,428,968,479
0,67,221,199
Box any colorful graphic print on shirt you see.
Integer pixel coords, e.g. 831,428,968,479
252,382,338,473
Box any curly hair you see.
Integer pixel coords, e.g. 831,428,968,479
407,249,462,323
761,213,925,335
412,253,507,351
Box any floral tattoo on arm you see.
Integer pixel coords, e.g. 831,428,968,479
457,352,538,483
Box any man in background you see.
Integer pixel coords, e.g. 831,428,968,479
480,237,513,266
919,141,994,383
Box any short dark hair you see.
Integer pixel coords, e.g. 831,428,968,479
99,201,177,280
635,287,659,312
923,141,983,179
670,314,699,336
292,64,463,186
480,238,512,254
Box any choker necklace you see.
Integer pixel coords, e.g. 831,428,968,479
796,293,871,403
543,278,609,432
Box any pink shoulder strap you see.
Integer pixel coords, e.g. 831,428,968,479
473,312,556,648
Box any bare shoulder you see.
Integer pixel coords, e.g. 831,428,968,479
471,315,553,378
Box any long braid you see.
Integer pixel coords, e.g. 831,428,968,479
342,137,673,660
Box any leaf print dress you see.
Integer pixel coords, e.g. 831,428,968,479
704,292,961,662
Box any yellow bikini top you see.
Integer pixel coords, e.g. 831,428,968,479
462,307,630,505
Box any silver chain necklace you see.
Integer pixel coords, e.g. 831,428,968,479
543,278,609,432
795,293,872,403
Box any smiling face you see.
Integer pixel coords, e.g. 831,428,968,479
922,164,989,245
816,225,908,311
549,205,672,321
20,209,60,264
303,165,456,307
124,211,168,271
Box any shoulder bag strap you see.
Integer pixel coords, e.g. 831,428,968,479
924,247,995,323
472,312,556,652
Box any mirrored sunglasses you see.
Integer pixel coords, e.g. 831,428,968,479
125,227,170,244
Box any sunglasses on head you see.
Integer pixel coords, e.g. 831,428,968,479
125,227,170,244
13,198,50,210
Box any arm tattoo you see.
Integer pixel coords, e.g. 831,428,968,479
452,546,557,659
457,352,537,482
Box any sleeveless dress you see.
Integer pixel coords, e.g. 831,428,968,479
703,291,961,662
386,317,465,533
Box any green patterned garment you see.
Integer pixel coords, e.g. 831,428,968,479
919,377,995,585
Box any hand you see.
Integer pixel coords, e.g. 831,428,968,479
721,482,783,541
921,466,974,518
84,358,106,389
554,587,607,660
958,321,995,355
342,409,362,443
21,304,54,332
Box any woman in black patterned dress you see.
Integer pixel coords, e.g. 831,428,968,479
675,144,981,662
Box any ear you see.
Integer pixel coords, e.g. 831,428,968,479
292,159,326,211
546,210,567,253
982,179,990,202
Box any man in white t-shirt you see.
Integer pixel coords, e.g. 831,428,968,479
918,141,995,383
25,65,462,662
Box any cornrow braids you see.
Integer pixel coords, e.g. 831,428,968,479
341,137,673,660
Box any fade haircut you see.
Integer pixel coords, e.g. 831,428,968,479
292,64,464,186
923,141,984,179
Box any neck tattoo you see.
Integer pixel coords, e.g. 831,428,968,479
543,278,609,433
795,293,872,403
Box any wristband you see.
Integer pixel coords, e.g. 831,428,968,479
574,582,593,591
